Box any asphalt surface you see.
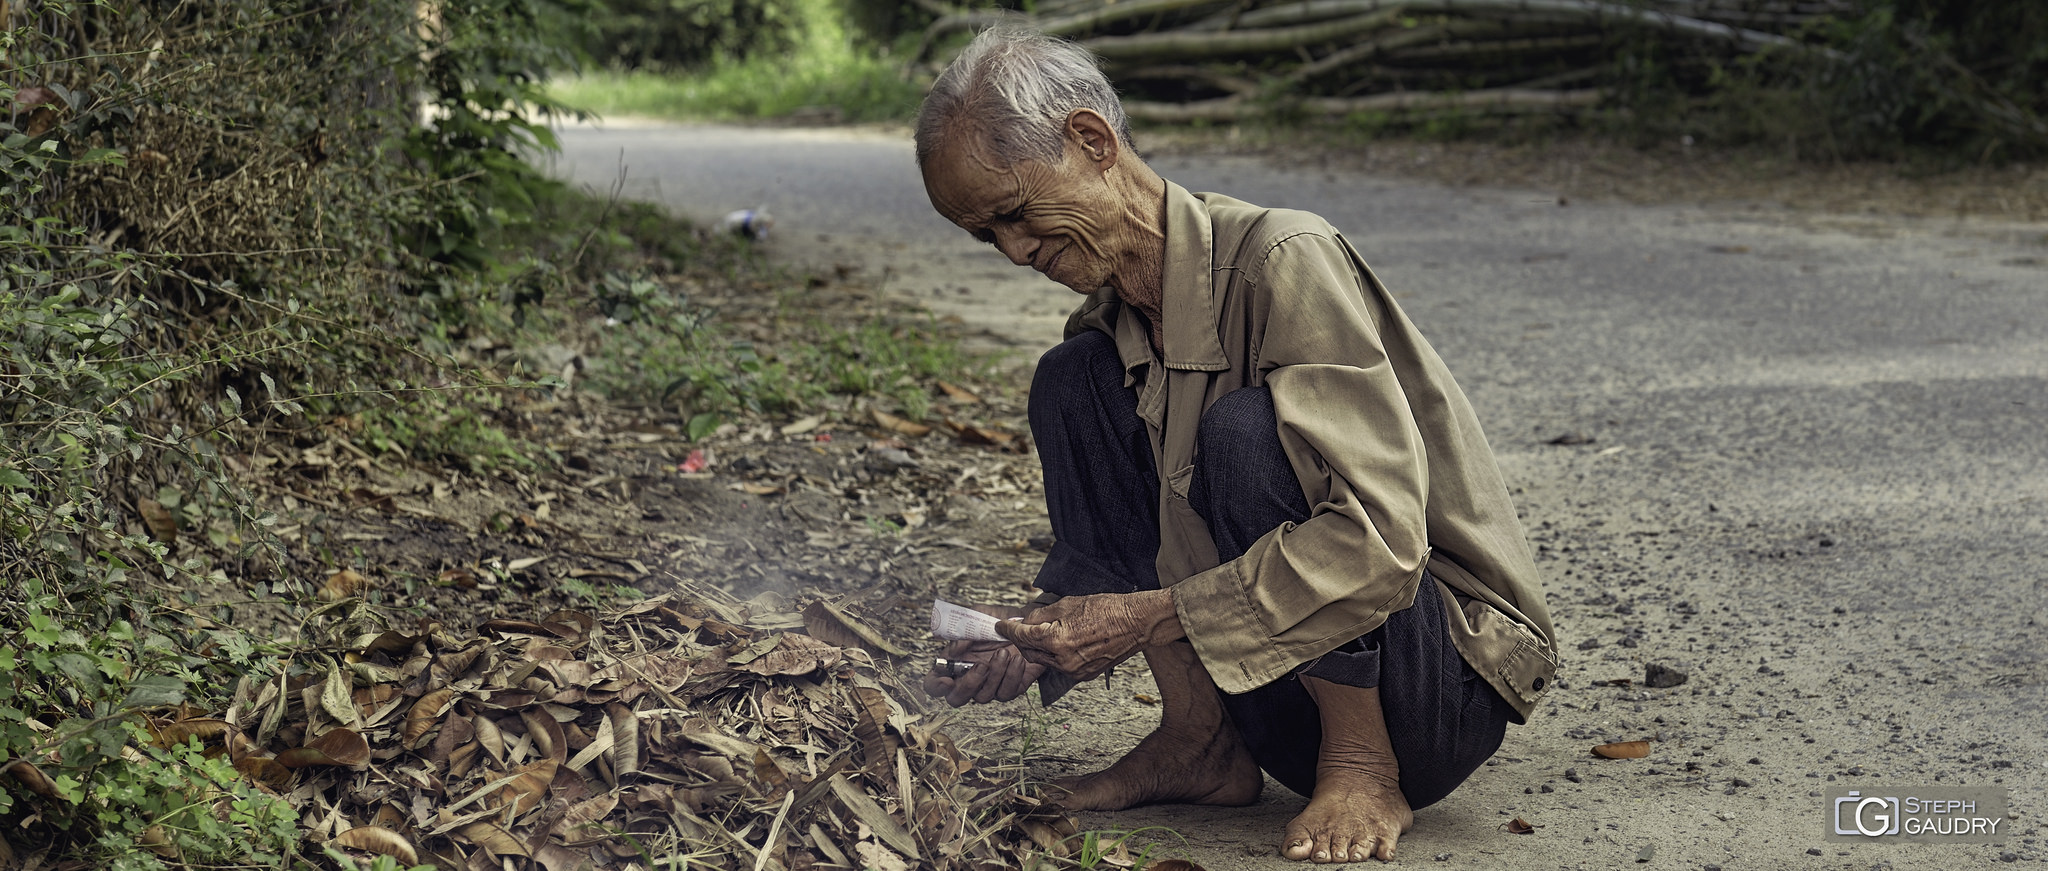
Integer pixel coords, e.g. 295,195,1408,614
548,120,2048,870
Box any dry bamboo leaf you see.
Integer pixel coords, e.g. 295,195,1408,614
936,380,982,404
604,702,640,779
329,826,420,866
458,821,531,857
406,689,456,747
781,414,826,436
318,568,371,602
552,794,618,844
827,774,919,860
855,841,912,871
534,842,599,871
734,481,787,496
1593,740,1652,759
278,727,370,768
870,409,933,438
801,600,910,657
136,498,177,548
808,822,850,867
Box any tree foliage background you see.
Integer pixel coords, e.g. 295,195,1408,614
2,0,587,864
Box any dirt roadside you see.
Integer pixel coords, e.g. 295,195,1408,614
263,132,2043,870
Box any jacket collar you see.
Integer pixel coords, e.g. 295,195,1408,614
1159,181,1230,372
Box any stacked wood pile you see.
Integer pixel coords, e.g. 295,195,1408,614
914,0,1853,122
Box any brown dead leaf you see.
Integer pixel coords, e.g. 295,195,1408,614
752,747,789,790
944,418,1015,447
150,718,232,749
604,703,639,779
494,758,557,815
736,635,843,676
935,380,982,404
1505,817,1540,834
405,689,455,747
458,821,531,857
136,498,177,548
4,760,62,801
1592,740,1652,759
1144,862,1208,871
233,756,294,790
870,408,933,438
801,600,909,657
277,727,370,768
328,826,419,866
139,824,179,860
521,708,568,764
318,569,371,602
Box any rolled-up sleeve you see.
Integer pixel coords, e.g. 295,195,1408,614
1171,230,1433,693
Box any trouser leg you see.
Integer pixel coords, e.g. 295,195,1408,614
1027,331,1160,598
1189,386,1512,810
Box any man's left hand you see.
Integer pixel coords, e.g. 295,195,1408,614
996,588,1183,681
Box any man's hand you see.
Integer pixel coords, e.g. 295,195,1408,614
995,588,1182,681
922,603,1046,707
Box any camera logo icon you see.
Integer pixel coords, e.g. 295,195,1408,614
1834,791,1902,837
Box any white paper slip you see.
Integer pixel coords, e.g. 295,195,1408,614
931,598,1014,642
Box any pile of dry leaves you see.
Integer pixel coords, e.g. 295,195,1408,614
154,584,1078,870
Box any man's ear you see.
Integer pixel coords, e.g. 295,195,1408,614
1064,109,1120,171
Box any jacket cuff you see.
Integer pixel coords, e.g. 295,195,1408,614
1170,560,1286,694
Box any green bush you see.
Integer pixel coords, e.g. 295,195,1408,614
581,0,806,70
0,0,582,863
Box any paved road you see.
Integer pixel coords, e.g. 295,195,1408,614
549,121,2048,869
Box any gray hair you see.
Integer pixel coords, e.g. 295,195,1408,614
914,26,1135,169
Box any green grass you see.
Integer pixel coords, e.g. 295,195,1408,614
548,0,922,124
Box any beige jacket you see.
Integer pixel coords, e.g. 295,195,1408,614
1063,182,1558,721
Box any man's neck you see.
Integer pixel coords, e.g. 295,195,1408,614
1107,165,1170,351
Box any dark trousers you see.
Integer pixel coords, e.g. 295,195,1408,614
1028,331,1511,809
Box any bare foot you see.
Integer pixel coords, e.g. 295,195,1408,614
1052,641,1263,811
1281,767,1412,863
1053,718,1263,810
1282,678,1413,863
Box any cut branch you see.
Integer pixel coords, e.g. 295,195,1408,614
1082,9,1405,61
1169,0,1834,55
1123,86,1605,121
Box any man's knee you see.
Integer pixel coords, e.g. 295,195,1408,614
1196,386,1280,468
1030,331,1122,423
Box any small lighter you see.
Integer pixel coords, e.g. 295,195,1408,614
933,657,974,677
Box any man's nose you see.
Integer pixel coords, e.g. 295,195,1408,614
991,224,1037,268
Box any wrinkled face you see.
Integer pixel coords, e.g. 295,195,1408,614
921,131,1122,294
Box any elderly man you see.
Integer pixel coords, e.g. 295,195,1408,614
916,28,1558,864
